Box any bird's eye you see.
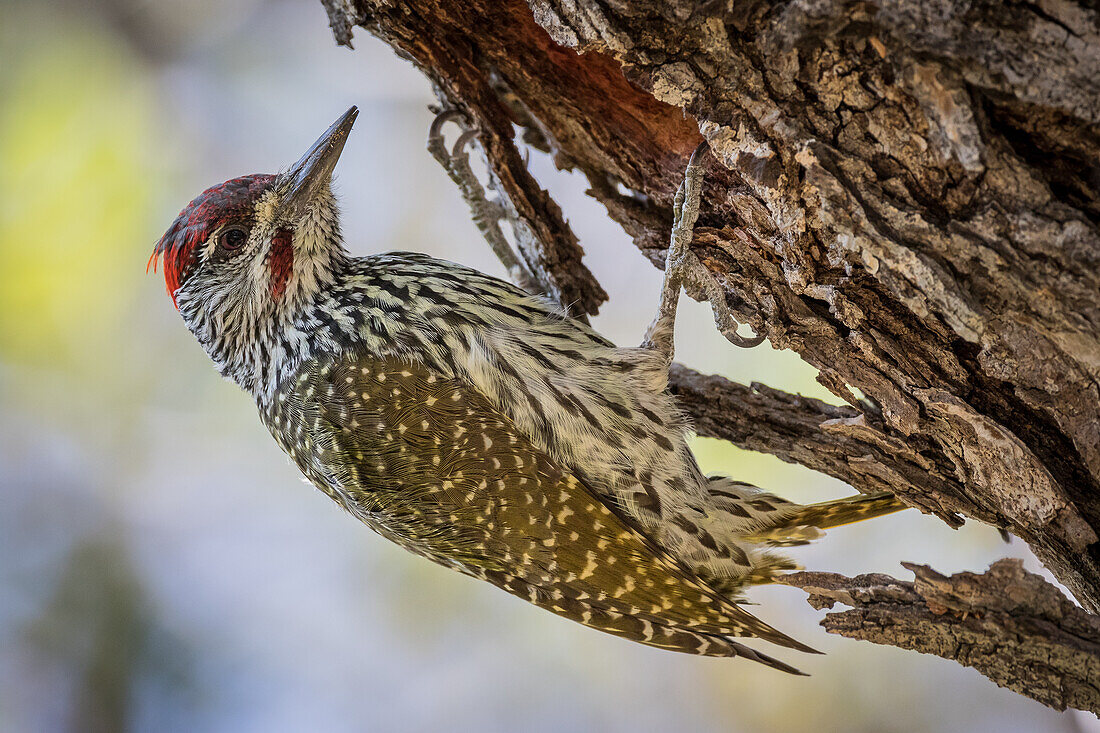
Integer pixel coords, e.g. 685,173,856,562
219,226,248,251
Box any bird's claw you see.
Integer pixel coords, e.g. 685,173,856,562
643,140,766,358
451,128,481,160
428,109,466,143
426,108,540,294
427,109,478,166
428,106,479,162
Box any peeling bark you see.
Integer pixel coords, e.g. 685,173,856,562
782,560,1100,714
317,0,1100,707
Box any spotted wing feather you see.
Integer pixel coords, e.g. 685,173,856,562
264,353,813,672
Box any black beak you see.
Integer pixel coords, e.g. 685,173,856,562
280,106,358,220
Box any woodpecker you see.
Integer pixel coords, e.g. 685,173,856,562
151,107,905,674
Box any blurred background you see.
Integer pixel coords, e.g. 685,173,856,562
0,1,1091,731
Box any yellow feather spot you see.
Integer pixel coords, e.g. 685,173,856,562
579,551,598,579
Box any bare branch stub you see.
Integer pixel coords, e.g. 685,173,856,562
320,0,1100,609
782,560,1100,714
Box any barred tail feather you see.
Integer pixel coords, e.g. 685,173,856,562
644,626,810,674
723,639,809,675
740,492,906,546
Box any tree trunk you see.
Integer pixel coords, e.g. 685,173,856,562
318,0,1100,709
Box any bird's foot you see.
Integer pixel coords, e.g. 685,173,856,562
640,144,705,361
641,141,764,358
427,110,539,294
687,259,767,349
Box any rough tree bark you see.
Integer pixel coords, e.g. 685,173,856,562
782,559,1100,713
317,0,1100,711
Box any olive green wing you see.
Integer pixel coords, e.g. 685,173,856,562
287,352,813,671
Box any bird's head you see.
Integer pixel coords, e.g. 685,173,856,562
150,107,357,392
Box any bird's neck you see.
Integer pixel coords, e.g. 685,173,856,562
183,238,353,402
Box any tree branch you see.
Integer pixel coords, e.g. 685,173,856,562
782,559,1100,714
